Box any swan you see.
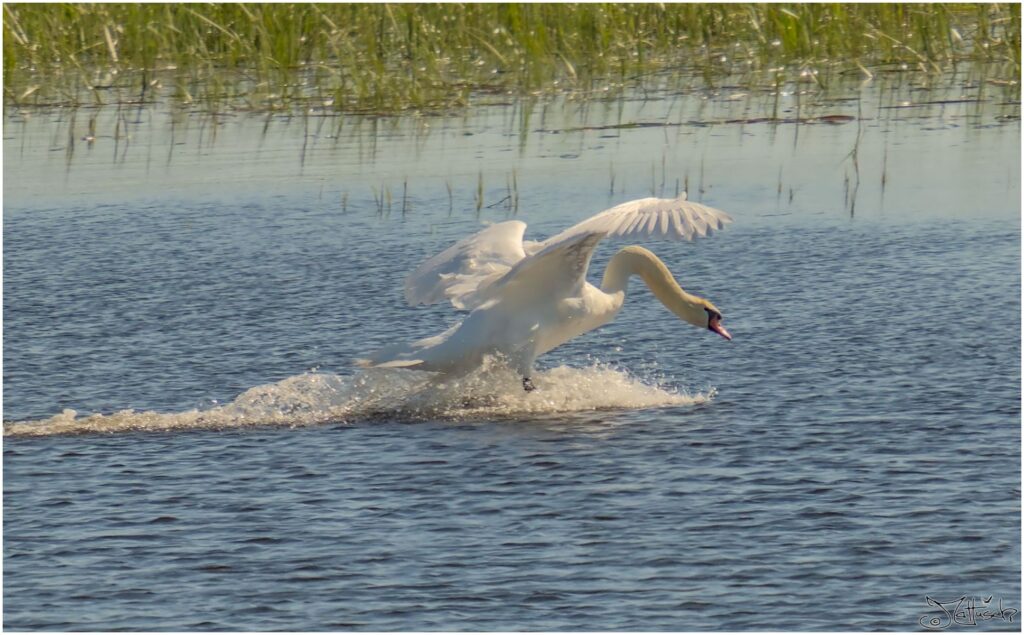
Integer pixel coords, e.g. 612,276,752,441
357,193,734,391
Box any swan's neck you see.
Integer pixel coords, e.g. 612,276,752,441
600,246,707,326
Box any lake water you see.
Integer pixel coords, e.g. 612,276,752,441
4,71,1021,630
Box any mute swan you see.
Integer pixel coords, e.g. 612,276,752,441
358,193,733,391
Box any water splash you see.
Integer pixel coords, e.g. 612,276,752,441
4,362,714,437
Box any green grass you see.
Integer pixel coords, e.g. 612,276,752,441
4,3,1020,113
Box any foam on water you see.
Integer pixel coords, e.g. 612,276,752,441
3,362,713,437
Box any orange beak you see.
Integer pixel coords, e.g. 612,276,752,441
708,314,732,341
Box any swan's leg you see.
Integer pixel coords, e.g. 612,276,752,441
511,345,538,393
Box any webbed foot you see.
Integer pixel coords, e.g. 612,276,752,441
522,377,535,392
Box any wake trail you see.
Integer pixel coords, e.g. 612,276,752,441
4,362,714,437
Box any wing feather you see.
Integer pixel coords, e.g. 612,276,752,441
643,212,656,234
670,208,687,238
404,220,528,309
690,211,708,238
540,192,733,248
624,213,647,235
473,231,607,307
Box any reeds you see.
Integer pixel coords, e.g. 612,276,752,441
4,3,1021,112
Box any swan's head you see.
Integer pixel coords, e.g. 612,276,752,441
676,296,731,340
701,303,732,341
667,293,732,341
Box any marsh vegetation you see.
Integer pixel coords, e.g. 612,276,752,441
5,3,1021,113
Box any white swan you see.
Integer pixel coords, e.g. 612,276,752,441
358,193,734,391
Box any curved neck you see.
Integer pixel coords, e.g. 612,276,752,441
601,246,706,326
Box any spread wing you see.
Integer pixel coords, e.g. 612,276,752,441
540,192,732,248
466,231,607,308
404,220,529,310
404,193,732,311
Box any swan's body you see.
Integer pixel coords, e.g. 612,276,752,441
358,193,734,386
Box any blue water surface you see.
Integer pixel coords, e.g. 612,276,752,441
4,77,1021,630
